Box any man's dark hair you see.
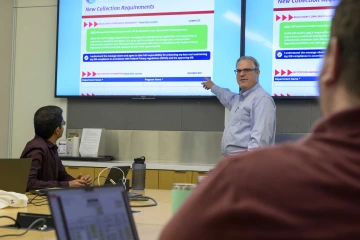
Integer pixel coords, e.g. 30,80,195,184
331,0,360,96
34,106,63,139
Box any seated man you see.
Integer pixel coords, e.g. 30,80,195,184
21,105,92,191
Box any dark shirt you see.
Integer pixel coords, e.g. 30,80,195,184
20,135,75,191
159,107,360,240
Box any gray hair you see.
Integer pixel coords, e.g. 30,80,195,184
236,56,260,70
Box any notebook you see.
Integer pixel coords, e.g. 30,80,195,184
47,185,139,240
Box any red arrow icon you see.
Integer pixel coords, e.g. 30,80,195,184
87,72,91,77
89,22,93,27
84,22,88,28
281,70,286,76
287,70,292,75
92,72,96,77
274,94,278,97
289,15,293,21
86,93,90,96
81,93,85,96
276,15,280,21
275,69,280,76
282,15,287,21
94,22,98,27
287,93,291,96
82,71,86,77
92,93,95,96
281,94,285,96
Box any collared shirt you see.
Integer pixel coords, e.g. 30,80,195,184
20,135,75,191
159,107,360,240
211,83,276,155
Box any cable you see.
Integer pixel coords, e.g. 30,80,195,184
0,216,20,229
0,218,46,238
97,167,127,190
30,200,49,207
130,196,158,208
28,195,40,204
92,176,108,186
27,195,48,206
28,195,47,204
97,167,126,187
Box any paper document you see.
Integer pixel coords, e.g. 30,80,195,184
79,128,102,157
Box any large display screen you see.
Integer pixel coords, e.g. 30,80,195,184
245,0,339,97
55,0,241,97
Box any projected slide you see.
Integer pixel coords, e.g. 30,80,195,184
56,0,241,97
272,0,337,96
80,0,214,96
246,0,338,97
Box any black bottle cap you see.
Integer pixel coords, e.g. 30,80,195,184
134,156,145,163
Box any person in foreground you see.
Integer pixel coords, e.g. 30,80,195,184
201,56,276,155
21,106,92,191
159,1,360,239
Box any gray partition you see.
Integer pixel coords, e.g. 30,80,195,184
67,98,321,164
68,98,322,133
67,98,225,131
275,98,322,133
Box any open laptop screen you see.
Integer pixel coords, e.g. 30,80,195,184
104,166,131,186
0,158,32,193
48,186,138,240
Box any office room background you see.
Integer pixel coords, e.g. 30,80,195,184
0,0,321,163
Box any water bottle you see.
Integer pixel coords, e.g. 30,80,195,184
132,156,146,190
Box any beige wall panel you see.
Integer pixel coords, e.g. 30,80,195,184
16,0,57,7
0,0,14,157
11,5,67,157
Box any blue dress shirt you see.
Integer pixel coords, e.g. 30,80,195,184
211,83,276,155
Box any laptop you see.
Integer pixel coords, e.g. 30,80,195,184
104,166,131,185
47,185,139,240
103,166,141,198
0,158,32,193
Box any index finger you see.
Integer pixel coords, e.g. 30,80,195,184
204,77,211,82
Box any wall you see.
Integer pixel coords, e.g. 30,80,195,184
6,0,323,162
10,0,67,157
0,0,14,158
276,99,321,133
66,99,321,164
67,98,321,133
68,98,225,131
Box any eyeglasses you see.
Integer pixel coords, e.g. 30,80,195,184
234,68,258,74
61,120,66,127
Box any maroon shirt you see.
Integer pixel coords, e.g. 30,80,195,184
20,135,74,191
160,107,360,240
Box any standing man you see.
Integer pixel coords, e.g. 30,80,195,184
21,105,92,191
202,56,276,154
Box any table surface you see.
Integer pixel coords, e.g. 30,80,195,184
0,189,172,240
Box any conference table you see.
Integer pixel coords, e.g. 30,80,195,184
0,189,172,240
